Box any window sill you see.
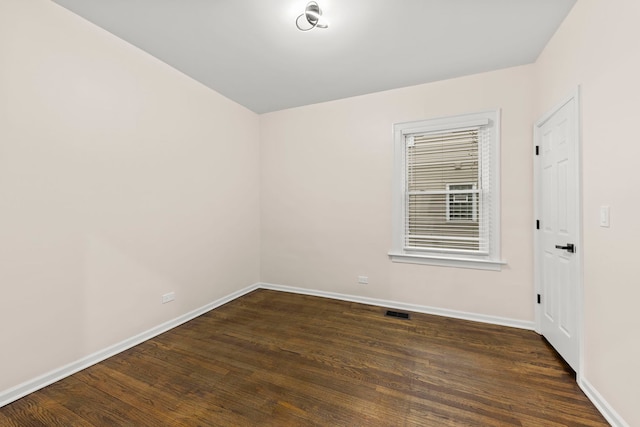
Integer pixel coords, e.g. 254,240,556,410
388,252,506,271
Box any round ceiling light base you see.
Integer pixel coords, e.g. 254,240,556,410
296,1,328,31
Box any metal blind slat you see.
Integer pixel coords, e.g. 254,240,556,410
405,128,486,252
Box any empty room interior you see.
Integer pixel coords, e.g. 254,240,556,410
1,0,639,425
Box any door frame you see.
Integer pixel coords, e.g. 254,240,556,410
533,87,583,375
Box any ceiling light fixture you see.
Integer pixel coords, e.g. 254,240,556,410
295,1,328,32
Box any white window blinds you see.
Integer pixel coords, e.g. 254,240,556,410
391,110,501,269
404,126,492,254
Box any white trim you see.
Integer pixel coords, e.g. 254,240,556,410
0,280,530,410
391,109,502,270
0,283,259,409
533,112,541,336
396,116,490,135
533,87,583,373
258,282,534,330
2,280,623,427
579,377,630,427
388,252,506,271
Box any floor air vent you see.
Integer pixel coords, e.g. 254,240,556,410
385,310,410,320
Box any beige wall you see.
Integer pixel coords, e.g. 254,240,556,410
260,65,535,321
536,0,640,425
2,0,637,424
0,0,260,392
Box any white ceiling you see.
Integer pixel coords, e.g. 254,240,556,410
51,0,576,114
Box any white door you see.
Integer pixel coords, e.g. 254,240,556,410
534,91,581,371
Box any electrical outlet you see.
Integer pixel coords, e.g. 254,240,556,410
358,276,368,284
162,292,175,304
600,206,610,227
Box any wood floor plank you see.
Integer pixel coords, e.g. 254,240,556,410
0,393,93,427
0,289,608,426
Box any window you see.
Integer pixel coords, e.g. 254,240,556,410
389,110,503,270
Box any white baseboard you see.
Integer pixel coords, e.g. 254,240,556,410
579,377,629,427
0,283,259,408
0,281,536,409
262,283,635,425
4,281,624,427
257,282,535,330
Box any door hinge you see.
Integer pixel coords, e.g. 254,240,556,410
537,294,541,304
535,145,540,156
536,220,540,230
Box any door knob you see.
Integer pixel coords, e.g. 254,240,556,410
555,243,575,253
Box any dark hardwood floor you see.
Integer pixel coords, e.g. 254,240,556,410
1,289,608,426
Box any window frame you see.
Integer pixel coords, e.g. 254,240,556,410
389,110,504,271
